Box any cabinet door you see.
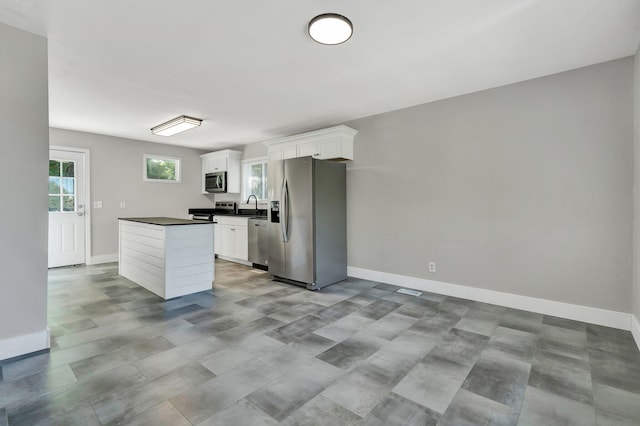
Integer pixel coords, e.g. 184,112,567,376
234,226,248,261
297,140,317,158
203,157,214,174
316,137,342,159
209,156,227,172
282,144,297,159
213,223,221,255
201,159,208,193
268,146,283,162
203,156,226,173
220,225,235,257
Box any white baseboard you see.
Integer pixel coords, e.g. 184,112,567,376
347,266,631,331
0,328,50,362
87,253,119,265
631,314,640,351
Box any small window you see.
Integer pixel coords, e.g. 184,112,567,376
49,159,76,212
143,154,181,183
242,158,268,201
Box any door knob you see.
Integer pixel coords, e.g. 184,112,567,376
77,212,84,216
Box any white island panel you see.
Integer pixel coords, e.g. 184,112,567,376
119,218,214,299
165,225,214,298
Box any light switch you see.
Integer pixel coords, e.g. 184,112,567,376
120,201,126,209
93,201,103,208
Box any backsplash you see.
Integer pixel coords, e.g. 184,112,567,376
214,193,267,209
213,193,240,203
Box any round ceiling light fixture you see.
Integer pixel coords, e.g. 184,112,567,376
308,13,353,45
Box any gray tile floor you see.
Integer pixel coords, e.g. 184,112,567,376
1,260,640,425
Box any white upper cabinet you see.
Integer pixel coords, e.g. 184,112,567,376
317,136,348,159
296,140,317,158
282,144,297,160
200,149,242,193
203,155,227,173
264,125,358,162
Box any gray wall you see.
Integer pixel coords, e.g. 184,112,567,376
0,24,49,347
634,46,640,322
241,141,268,160
346,58,634,313
50,129,214,257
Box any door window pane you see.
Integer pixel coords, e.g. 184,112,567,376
62,178,75,195
48,158,78,212
63,196,75,212
63,161,75,177
49,196,61,212
49,160,60,177
49,177,61,194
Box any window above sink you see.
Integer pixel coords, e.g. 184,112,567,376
242,157,268,202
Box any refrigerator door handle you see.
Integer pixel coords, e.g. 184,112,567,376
282,178,290,242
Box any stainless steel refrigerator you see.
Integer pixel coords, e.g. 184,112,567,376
267,156,346,290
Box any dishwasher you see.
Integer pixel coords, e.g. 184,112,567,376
248,217,268,270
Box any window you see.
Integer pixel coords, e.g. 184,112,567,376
143,154,181,183
242,158,268,201
49,159,76,212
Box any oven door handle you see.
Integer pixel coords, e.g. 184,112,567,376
192,214,212,221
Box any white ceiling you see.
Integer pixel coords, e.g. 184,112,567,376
1,0,639,150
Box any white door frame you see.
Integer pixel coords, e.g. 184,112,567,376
50,145,92,265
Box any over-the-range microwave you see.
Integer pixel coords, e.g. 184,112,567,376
205,171,227,193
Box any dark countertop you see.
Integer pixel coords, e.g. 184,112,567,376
219,212,268,218
119,217,214,226
188,208,267,219
188,208,217,214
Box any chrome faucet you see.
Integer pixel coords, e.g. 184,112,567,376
246,194,258,212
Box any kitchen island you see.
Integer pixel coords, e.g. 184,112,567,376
119,217,214,299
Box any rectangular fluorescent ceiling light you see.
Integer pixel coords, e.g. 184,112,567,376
151,115,202,136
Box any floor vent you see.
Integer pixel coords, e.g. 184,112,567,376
397,288,422,297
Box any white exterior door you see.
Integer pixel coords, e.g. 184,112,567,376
48,150,86,267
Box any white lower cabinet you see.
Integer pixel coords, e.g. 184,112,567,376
214,216,248,262
234,227,248,260
220,225,236,257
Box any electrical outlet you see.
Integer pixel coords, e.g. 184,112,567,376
428,262,436,273
120,201,126,209
93,201,103,208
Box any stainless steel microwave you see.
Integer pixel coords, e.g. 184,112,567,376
205,171,227,193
